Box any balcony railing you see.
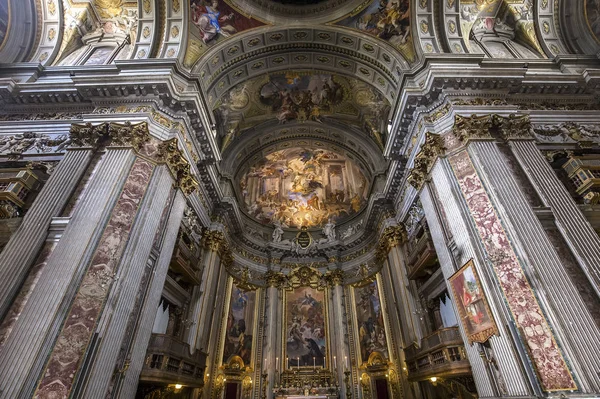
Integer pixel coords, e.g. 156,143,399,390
404,327,471,382
140,333,207,388
169,239,202,285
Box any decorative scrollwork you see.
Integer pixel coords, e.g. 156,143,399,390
157,138,199,195
407,132,445,190
108,121,151,150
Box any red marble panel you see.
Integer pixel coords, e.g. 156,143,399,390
448,150,577,392
35,158,155,399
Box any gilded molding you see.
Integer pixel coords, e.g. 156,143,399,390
407,132,445,190
108,121,151,150
493,114,534,141
157,138,199,196
69,122,108,148
453,114,493,143
264,270,286,289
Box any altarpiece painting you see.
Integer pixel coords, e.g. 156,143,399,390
352,279,389,364
222,282,257,366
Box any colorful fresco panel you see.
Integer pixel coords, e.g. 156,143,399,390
285,287,326,368
185,0,265,68
355,281,388,363
240,147,367,228
222,283,256,366
335,0,415,62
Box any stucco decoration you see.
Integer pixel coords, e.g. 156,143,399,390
184,0,265,68
239,147,368,228
334,0,416,62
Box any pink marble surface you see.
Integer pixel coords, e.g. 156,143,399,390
0,242,57,348
448,150,577,392
35,158,155,399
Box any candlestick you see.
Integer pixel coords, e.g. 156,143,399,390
286,356,288,369
334,356,337,369
345,356,348,370
276,357,278,371
313,357,315,370
297,357,300,370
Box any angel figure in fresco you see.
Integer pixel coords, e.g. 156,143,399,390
191,0,236,43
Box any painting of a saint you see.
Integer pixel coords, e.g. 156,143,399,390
335,0,415,61
185,0,264,68
222,283,256,366
285,287,326,368
586,0,600,43
240,147,368,228
354,281,388,363
449,260,498,344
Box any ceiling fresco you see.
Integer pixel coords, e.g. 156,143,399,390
0,0,8,51
215,71,390,152
334,0,415,63
239,147,368,228
586,0,600,43
184,0,266,68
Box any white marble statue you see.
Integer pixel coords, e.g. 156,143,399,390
322,219,336,242
272,222,284,243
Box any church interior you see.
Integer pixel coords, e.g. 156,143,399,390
0,0,599,398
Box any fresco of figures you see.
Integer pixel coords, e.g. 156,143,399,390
259,73,346,124
355,281,388,363
587,0,600,41
336,0,415,62
286,287,326,368
222,283,256,366
240,147,368,228
185,0,264,68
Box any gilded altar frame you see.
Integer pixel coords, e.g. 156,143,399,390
281,271,332,373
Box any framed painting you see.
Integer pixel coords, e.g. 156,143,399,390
351,277,390,365
221,279,258,367
449,259,498,345
283,286,329,369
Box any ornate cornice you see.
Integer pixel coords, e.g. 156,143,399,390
407,132,445,191
157,138,199,196
264,270,286,289
323,269,345,287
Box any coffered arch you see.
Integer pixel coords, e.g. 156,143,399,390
0,0,51,64
192,25,413,107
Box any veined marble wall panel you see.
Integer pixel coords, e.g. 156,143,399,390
0,149,135,398
117,190,186,399
469,141,600,392
80,165,173,398
427,159,532,397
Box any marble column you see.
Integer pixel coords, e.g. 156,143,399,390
328,271,349,397
194,227,225,353
116,190,186,399
0,124,99,319
263,272,283,399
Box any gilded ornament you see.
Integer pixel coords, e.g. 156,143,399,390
108,121,151,150
324,269,344,287
407,132,445,190
69,122,108,148
47,28,56,41
173,0,180,13
171,26,180,38
453,114,493,143
493,114,534,141
47,0,57,16
264,270,286,288
143,0,151,14
420,20,429,34
376,224,407,261
142,26,151,38
157,138,199,196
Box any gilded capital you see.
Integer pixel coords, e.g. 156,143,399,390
108,121,151,150
453,114,493,143
407,132,445,190
202,229,225,252
376,224,407,261
157,138,199,196
324,269,344,287
264,270,286,288
69,122,108,148
493,114,534,141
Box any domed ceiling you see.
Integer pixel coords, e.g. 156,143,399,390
239,147,368,228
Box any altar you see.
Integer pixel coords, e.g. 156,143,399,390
276,396,333,399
